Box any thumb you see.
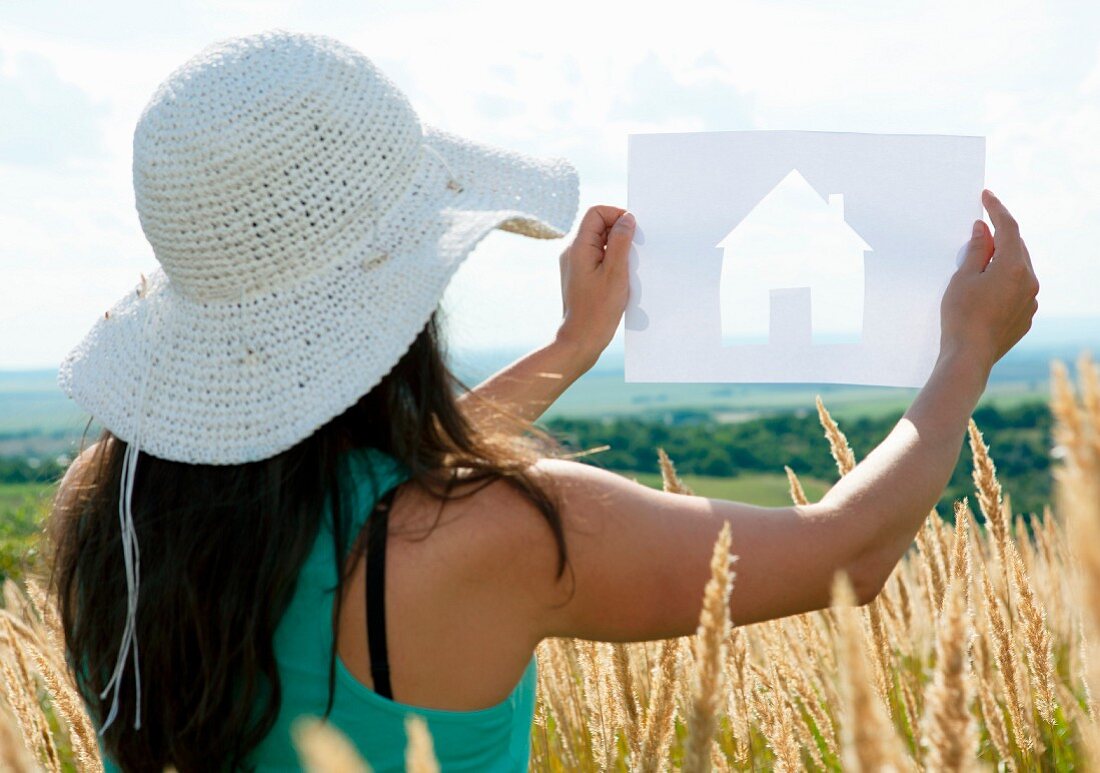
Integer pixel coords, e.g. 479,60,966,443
604,211,635,272
957,219,994,273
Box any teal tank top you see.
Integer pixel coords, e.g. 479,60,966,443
92,446,538,771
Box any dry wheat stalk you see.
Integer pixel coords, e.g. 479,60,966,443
610,641,643,760
612,643,639,727
578,640,616,769
746,664,802,771
979,563,1031,752
535,639,585,769
778,691,817,770
916,517,947,614
759,629,814,770
898,671,922,754
969,420,1012,597
636,639,680,773
724,628,752,762
930,511,955,584
785,666,837,761
21,581,65,675
832,573,909,772
1051,356,1100,765
1078,352,1100,442
674,637,696,727
1010,625,1043,756
971,626,1015,767
965,505,990,567
784,465,809,505
864,599,896,718
773,627,838,758
795,613,838,690
25,643,101,773
404,715,440,773
1051,361,1086,455
894,571,914,633
0,698,36,773
291,717,372,773
816,396,856,476
585,642,625,767
0,615,59,772
921,581,979,771
1077,616,1098,722
657,447,694,495
1014,512,1036,573
683,522,735,773
711,742,731,772
1006,540,1058,724
1035,507,1060,571
950,500,973,600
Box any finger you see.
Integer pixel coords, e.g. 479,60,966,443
574,205,628,256
958,219,994,273
603,211,635,276
981,189,1021,252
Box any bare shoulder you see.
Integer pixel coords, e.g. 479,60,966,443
381,460,653,611
386,463,574,579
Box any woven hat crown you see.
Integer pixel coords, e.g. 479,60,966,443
61,28,579,466
133,29,422,303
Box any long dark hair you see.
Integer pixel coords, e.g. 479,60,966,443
47,311,569,772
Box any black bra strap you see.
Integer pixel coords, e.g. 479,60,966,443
365,485,398,700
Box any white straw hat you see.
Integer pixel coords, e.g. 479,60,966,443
59,28,580,466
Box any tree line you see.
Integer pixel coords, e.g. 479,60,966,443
543,400,1053,519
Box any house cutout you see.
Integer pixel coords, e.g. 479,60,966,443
717,169,872,346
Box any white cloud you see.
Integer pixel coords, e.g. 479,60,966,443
0,50,110,168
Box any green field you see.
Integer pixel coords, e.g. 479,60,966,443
624,470,829,507
0,482,52,510
0,482,51,582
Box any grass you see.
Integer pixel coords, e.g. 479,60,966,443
0,484,52,510
0,484,50,584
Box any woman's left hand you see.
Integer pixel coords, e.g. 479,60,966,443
556,205,635,370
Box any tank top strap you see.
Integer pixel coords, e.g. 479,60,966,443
336,446,411,558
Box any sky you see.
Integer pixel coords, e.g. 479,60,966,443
1,0,1098,368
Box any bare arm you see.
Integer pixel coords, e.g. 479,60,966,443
501,191,1039,642
456,339,593,436
525,347,987,639
457,206,634,435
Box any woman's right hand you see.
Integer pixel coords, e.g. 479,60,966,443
939,189,1039,373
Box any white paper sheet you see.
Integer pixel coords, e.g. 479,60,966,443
624,130,985,388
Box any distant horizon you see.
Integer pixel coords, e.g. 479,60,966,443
6,312,1098,376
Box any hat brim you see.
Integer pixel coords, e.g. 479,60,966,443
58,124,580,464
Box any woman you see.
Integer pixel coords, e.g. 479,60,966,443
48,29,1038,773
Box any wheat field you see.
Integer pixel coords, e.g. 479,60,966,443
0,355,1098,772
